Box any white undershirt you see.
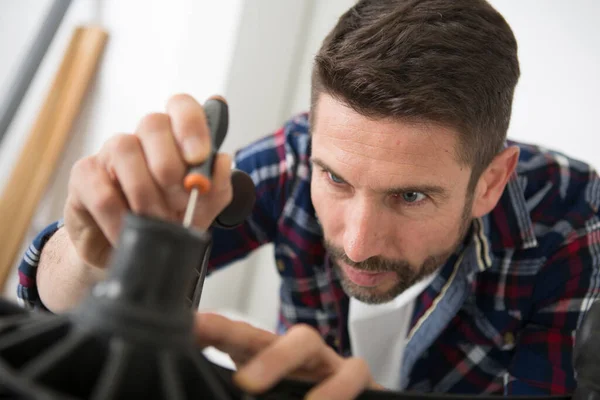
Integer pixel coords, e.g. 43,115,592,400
348,272,437,390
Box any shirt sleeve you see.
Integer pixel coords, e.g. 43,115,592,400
505,225,600,395
207,123,295,271
16,219,64,311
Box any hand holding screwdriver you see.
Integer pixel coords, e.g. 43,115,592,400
183,96,229,227
62,94,234,271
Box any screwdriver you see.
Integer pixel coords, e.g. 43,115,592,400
182,96,229,228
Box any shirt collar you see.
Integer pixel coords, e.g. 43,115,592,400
475,169,538,271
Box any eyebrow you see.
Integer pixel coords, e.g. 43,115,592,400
310,157,450,198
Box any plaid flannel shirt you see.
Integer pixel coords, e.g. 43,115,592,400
17,112,600,395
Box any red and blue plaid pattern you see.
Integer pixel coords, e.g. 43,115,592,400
17,113,600,395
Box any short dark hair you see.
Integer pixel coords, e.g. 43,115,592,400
311,0,520,187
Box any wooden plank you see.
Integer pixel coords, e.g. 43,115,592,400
0,26,109,290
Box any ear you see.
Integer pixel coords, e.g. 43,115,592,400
471,146,520,218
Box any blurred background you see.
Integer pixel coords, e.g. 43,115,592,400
0,0,598,333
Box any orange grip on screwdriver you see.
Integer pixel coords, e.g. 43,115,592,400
183,174,212,194
183,95,229,194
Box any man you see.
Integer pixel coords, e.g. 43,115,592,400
16,0,600,398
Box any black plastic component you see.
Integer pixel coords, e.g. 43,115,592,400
213,169,257,229
190,168,258,310
0,212,596,399
573,301,600,399
187,97,229,185
204,98,228,150
0,214,234,399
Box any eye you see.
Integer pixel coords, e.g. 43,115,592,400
326,171,345,185
400,191,426,204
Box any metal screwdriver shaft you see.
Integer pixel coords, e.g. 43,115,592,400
182,96,229,228
182,188,199,228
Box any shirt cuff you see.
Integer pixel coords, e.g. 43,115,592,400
16,219,64,311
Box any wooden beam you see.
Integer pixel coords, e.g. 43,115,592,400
0,26,108,290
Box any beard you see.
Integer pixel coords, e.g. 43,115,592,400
325,197,474,304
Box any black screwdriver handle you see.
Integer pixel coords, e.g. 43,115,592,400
183,96,229,193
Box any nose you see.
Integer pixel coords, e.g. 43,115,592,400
343,199,386,263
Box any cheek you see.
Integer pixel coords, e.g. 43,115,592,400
386,202,467,262
310,178,344,236
398,203,467,252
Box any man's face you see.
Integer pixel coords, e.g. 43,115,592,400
310,94,475,304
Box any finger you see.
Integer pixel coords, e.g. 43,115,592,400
99,134,172,220
191,153,233,228
64,194,113,268
305,358,373,400
67,156,128,246
194,313,276,364
165,93,211,164
234,324,340,394
135,112,186,191
208,152,233,194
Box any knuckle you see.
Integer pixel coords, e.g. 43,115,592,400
71,155,94,176
230,319,253,334
69,156,97,189
151,161,183,188
137,112,171,135
103,133,140,155
288,323,322,342
126,184,156,213
90,186,121,215
348,357,369,374
166,93,195,108
177,111,206,140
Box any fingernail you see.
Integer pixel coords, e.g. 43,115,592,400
183,136,209,163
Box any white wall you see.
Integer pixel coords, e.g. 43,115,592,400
488,0,600,169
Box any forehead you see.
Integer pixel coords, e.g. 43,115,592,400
311,95,467,186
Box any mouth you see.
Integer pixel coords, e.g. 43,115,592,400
338,262,396,288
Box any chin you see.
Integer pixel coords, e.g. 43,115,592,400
338,273,401,305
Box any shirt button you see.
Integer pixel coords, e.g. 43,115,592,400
277,260,285,271
504,332,515,346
